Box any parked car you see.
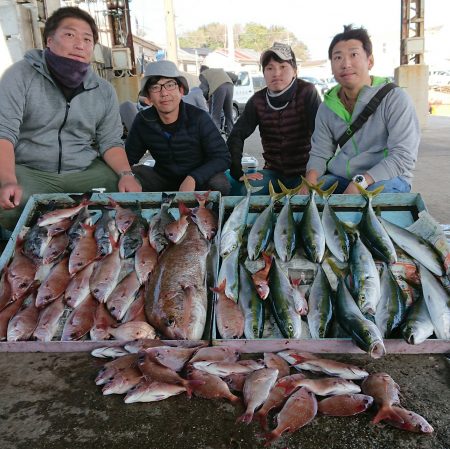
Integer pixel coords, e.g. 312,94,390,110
232,71,266,122
299,76,329,99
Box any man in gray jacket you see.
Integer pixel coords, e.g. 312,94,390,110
0,6,141,232
304,25,419,194
199,66,235,136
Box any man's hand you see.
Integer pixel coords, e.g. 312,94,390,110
239,172,263,181
0,182,23,209
179,175,196,192
118,175,142,193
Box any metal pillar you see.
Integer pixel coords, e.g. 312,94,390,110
400,0,425,65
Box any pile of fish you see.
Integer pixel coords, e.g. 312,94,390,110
216,179,450,357
92,344,434,445
0,192,218,342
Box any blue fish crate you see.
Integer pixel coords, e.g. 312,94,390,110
0,191,222,351
212,192,450,354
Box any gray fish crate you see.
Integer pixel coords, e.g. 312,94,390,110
212,193,450,354
0,191,221,352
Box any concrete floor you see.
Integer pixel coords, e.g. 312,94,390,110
0,117,449,449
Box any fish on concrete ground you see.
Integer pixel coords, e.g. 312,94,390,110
264,387,317,445
124,379,186,403
191,191,219,241
276,350,317,366
143,345,199,372
292,357,369,380
318,393,374,416
137,351,202,398
91,346,129,359
95,353,138,385
32,296,65,341
61,293,98,341
292,377,361,396
361,372,403,424
255,373,306,431
212,280,245,339
382,406,434,433
192,359,265,377
237,368,279,424
188,346,240,364
419,263,450,340
102,365,143,395
186,367,240,403
222,373,246,393
36,257,71,309
263,353,290,379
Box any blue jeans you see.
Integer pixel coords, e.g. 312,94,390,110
229,169,303,195
318,174,411,194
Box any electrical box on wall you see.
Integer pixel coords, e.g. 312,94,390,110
112,47,132,70
403,37,424,55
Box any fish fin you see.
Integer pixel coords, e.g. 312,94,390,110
277,179,303,196
372,406,404,424
242,175,264,195
68,191,93,203
178,201,192,217
210,279,226,295
162,192,176,205
354,182,384,201
236,411,254,425
194,191,210,207
321,181,339,199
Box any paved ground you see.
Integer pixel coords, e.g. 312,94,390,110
0,116,449,449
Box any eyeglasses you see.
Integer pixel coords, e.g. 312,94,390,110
149,80,179,93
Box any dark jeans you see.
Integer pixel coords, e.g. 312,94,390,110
132,165,231,195
319,174,411,193
210,83,234,136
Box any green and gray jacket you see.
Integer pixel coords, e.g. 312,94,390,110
0,49,124,174
306,76,420,185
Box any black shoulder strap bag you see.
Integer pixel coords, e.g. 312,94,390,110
334,82,397,148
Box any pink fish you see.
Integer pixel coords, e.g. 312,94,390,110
102,365,142,395
382,406,434,433
36,257,71,309
212,280,244,339
124,379,186,403
164,201,191,244
134,233,158,285
107,198,137,234
264,387,317,445
37,194,92,227
252,253,273,300
107,321,156,340
65,262,96,308
144,345,199,372
106,271,141,320
318,393,374,416
263,353,290,379
42,232,69,265
122,287,146,322
7,293,40,341
61,294,98,341
0,293,28,340
32,296,65,341
7,239,37,301
90,303,117,341
68,223,98,275
191,191,218,240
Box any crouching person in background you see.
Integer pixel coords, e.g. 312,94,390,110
126,60,231,194
0,6,141,234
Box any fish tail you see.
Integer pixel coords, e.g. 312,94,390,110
372,405,404,424
210,279,226,295
162,192,176,206
255,411,269,431
277,179,303,196
242,175,264,195
354,182,384,202
106,197,118,209
236,410,254,425
262,430,281,445
321,181,339,199
194,191,210,206
178,201,191,217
